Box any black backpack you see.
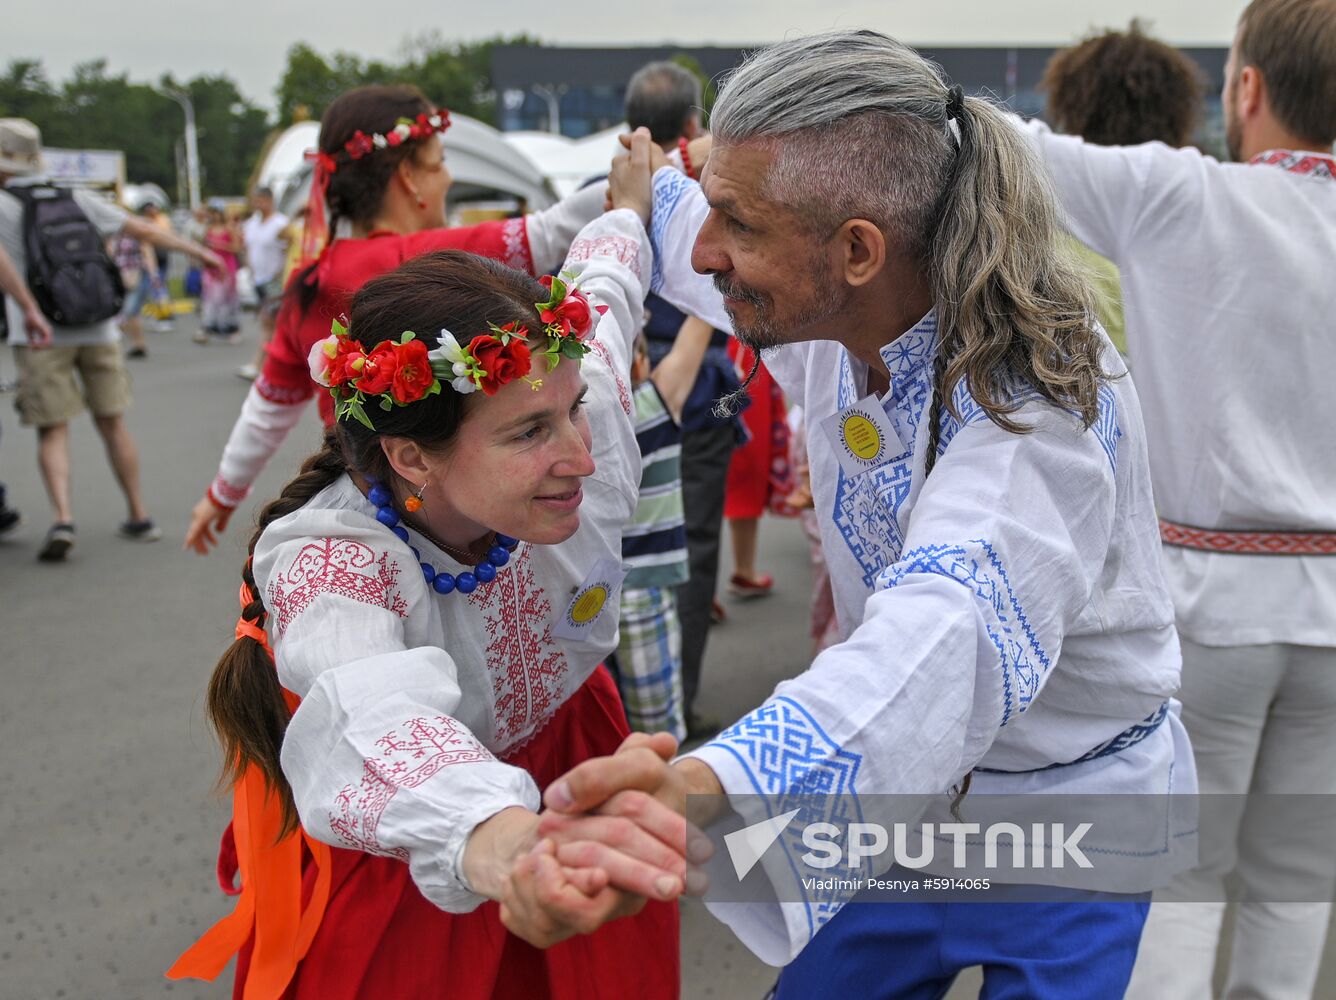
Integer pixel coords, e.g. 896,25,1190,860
5,184,124,326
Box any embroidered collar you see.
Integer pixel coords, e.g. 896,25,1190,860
876,309,939,392
1248,149,1336,180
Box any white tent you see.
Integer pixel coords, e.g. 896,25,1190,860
503,125,626,199
257,115,558,218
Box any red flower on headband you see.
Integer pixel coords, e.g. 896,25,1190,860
538,275,594,338
469,334,533,396
326,337,366,387
390,339,435,403
345,131,374,159
356,342,398,395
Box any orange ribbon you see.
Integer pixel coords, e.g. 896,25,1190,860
168,596,333,998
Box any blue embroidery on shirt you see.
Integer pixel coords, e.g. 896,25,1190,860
830,351,933,588
710,696,864,942
876,539,1051,725
649,171,694,294
1093,384,1122,473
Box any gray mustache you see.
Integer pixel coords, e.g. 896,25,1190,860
712,275,765,307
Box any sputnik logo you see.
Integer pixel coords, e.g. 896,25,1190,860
723,809,801,880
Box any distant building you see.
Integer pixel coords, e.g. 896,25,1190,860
491,43,1229,154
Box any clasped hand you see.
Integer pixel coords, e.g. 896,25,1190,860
463,731,718,948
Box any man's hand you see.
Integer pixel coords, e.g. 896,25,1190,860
541,732,720,890
607,128,657,225
23,304,52,348
184,493,234,554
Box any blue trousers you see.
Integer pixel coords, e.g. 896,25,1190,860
774,886,1150,1000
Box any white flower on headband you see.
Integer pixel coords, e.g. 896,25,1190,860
372,134,388,149
393,123,413,141
430,329,481,394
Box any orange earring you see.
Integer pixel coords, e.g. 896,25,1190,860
405,482,426,512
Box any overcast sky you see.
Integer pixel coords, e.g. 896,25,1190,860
6,0,1246,110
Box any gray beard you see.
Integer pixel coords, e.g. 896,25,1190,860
713,270,848,351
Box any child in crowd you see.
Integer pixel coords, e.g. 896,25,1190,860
610,317,713,740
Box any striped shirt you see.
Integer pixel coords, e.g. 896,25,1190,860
623,381,688,588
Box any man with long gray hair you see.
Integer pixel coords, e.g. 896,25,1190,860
544,30,1193,996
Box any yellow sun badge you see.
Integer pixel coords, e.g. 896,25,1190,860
553,558,628,641
820,394,906,478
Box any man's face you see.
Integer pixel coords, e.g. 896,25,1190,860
690,142,849,351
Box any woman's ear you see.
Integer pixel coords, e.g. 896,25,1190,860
379,436,432,486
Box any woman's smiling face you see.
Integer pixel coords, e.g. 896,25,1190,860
413,354,595,547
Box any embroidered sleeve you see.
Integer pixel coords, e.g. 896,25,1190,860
209,382,310,509
645,168,734,334
555,209,652,515
524,181,609,275
253,511,540,913
684,398,1120,965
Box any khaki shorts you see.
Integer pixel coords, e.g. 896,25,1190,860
13,343,132,427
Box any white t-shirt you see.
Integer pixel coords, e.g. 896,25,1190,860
1019,121,1336,647
242,211,289,287
1,176,128,347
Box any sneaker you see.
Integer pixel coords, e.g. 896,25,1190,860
0,506,21,537
126,346,148,359
236,363,259,381
192,331,209,344
727,572,774,598
118,519,163,543
38,522,76,562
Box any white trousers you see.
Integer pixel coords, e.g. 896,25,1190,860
1125,638,1336,1000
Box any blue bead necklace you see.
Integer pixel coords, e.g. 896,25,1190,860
366,480,517,596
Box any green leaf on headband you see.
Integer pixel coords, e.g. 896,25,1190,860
348,400,374,430
331,318,348,337
400,331,416,345
561,340,585,360
380,396,394,410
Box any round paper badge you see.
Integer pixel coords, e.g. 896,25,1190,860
568,584,609,626
840,413,884,463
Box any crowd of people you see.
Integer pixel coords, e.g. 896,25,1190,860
2,0,1334,996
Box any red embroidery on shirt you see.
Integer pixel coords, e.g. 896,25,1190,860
586,339,632,416
329,715,495,858
208,474,249,509
266,538,409,633
470,548,570,747
255,374,312,405
501,216,535,275
1249,149,1336,180
566,235,642,273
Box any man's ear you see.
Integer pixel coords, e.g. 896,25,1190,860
1238,64,1265,121
380,436,431,486
837,218,888,288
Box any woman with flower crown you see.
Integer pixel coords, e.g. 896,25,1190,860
169,132,688,999
184,83,610,555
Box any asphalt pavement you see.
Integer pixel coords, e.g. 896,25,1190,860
1,314,1332,999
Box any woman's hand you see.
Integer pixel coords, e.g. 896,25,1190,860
608,128,656,226
184,492,234,554
500,839,644,949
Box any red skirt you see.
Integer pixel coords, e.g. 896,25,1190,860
724,344,795,520
230,667,680,999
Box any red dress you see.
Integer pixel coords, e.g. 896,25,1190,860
259,219,536,426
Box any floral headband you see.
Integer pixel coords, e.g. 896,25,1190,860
309,272,605,430
301,109,451,274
